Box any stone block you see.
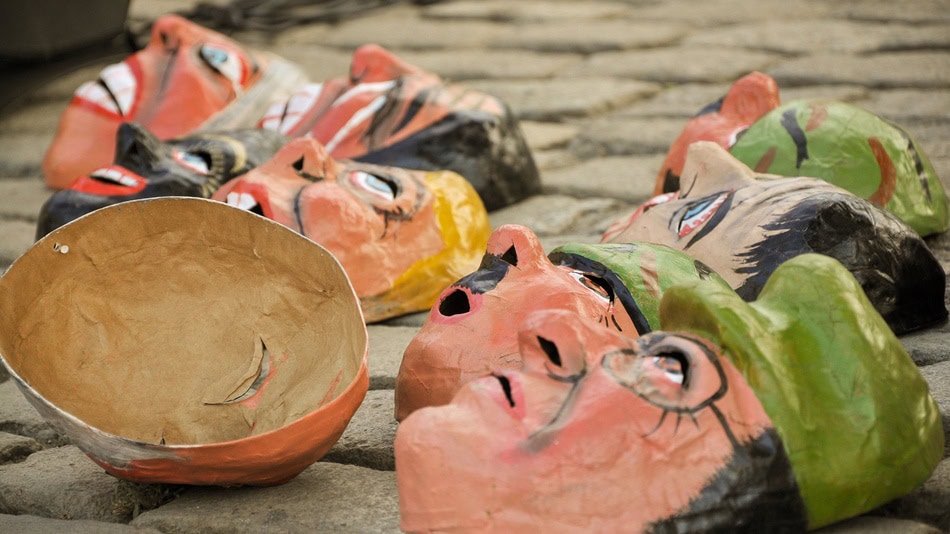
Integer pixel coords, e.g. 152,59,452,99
0,432,43,464
320,10,505,51
0,133,53,178
541,155,662,203
769,52,950,89
902,322,950,367
0,432,41,465
919,360,950,457
817,516,939,533
875,457,950,531
378,311,428,328
489,194,631,237
565,47,777,84
860,89,950,124
0,379,65,447
684,20,950,55
263,44,355,85
489,21,684,54
323,390,397,471
0,514,163,534
569,116,685,159
831,0,950,24
627,0,833,26
366,326,418,390
0,179,54,222
0,220,38,267
466,78,659,121
0,100,68,134
0,446,175,523
518,121,579,151
423,0,629,23
398,50,582,81
131,462,399,533
532,149,578,172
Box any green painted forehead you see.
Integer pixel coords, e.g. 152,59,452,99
550,242,730,330
729,99,948,236
656,253,943,529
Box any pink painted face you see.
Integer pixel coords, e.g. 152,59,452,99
655,72,780,195
395,225,641,420
43,15,272,188
212,138,444,300
396,309,792,532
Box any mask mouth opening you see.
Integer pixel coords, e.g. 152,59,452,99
226,191,265,217
494,374,515,408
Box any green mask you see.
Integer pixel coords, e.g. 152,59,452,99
658,253,944,528
729,99,948,236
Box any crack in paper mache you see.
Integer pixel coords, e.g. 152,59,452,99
258,43,541,211
394,223,731,421
212,137,490,323
607,141,947,335
395,254,943,532
42,14,309,189
657,72,948,236
0,198,368,486
36,123,287,238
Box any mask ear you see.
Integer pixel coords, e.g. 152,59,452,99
349,44,423,83
485,224,547,269
678,142,756,198
719,71,780,123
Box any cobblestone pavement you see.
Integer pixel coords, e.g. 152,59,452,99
1,0,949,531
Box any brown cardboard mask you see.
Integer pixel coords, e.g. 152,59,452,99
0,197,368,486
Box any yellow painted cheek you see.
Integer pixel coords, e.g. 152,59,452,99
361,170,490,322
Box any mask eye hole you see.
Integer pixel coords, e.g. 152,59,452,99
173,150,211,174
567,270,613,303
200,44,245,85
352,171,398,200
650,351,689,388
677,192,730,237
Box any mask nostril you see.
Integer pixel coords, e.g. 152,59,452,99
438,289,470,317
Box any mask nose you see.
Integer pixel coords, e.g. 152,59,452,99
114,123,162,171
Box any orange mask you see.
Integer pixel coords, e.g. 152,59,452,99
654,71,780,195
396,309,802,532
43,14,307,188
212,138,489,322
259,44,541,211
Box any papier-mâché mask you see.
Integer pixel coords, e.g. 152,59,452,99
605,141,947,334
396,254,944,531
1,198,369,486
213,137,490,322
396,308,805,532
37,122,287,238
394,224,730,420
259,44,541,211
42,14,307,188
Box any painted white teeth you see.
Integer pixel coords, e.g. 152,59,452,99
226,192,259,211
75,62,136,116
90,168,138,187
260,83,324,134
76,82,119,114
101,63,135,115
